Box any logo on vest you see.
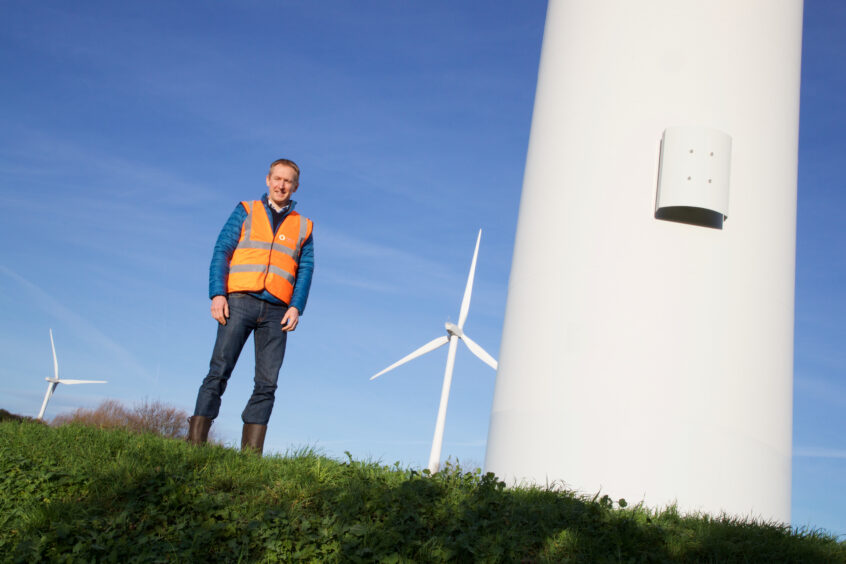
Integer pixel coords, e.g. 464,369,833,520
278,234,287,241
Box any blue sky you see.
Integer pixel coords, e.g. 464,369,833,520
1,0,843,538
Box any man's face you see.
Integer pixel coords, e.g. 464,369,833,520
266,164,299,207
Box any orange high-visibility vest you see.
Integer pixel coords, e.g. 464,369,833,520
227,200,313,304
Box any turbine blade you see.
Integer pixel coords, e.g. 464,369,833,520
457,229,482,329
460,333,498,370
60,379,108,385
49,328,59,380
38,381,57,420
370,335,449,380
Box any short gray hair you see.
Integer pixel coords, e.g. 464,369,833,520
268,158,300,179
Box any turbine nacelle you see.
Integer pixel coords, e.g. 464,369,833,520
445,322,462,338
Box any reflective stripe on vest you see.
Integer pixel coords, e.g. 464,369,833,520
226,200,313,304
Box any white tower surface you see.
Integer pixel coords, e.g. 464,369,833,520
485,0,803,522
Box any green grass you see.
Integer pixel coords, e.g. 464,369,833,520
1,421,843,563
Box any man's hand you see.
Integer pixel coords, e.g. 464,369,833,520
211,295,229,325
281,307,299,332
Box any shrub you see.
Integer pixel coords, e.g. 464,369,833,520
51,399,204,440
0,409,43,424
53,399,129,429
128,400,188,438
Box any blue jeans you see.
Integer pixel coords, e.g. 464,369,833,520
193,293,288,425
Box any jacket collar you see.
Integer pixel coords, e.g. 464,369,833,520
262,193,296,214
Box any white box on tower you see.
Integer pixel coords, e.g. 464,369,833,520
656,126,732,227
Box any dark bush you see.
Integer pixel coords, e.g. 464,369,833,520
0,409,43,423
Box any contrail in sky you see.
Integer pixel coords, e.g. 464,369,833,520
0,265,153,383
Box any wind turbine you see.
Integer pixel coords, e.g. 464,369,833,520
37,329,107,420
371,229,498,474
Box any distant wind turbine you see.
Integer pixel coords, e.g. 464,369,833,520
371,229,498,474
37,329,107,420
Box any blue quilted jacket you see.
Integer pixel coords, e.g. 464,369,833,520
209,195,314,313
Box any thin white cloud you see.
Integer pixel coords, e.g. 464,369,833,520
318,225,449,268
794,447,846,460
0,127,217,206
794,373,846,408
314,225,458,297
317,272,409,294
0,265,153,383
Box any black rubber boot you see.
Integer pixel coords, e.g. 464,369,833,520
241,423,267,455
186,415,211,445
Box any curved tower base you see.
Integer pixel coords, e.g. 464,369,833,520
485,0,803,522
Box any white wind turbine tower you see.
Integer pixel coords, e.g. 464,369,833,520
37,329,107,420
371,229,498,474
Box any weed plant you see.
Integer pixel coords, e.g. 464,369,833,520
1,421,843,563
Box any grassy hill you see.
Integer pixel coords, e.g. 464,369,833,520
1,421,843,563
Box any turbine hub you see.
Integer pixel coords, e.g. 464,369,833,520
445,322,463,338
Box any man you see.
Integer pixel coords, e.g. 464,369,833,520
187,158,314,455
